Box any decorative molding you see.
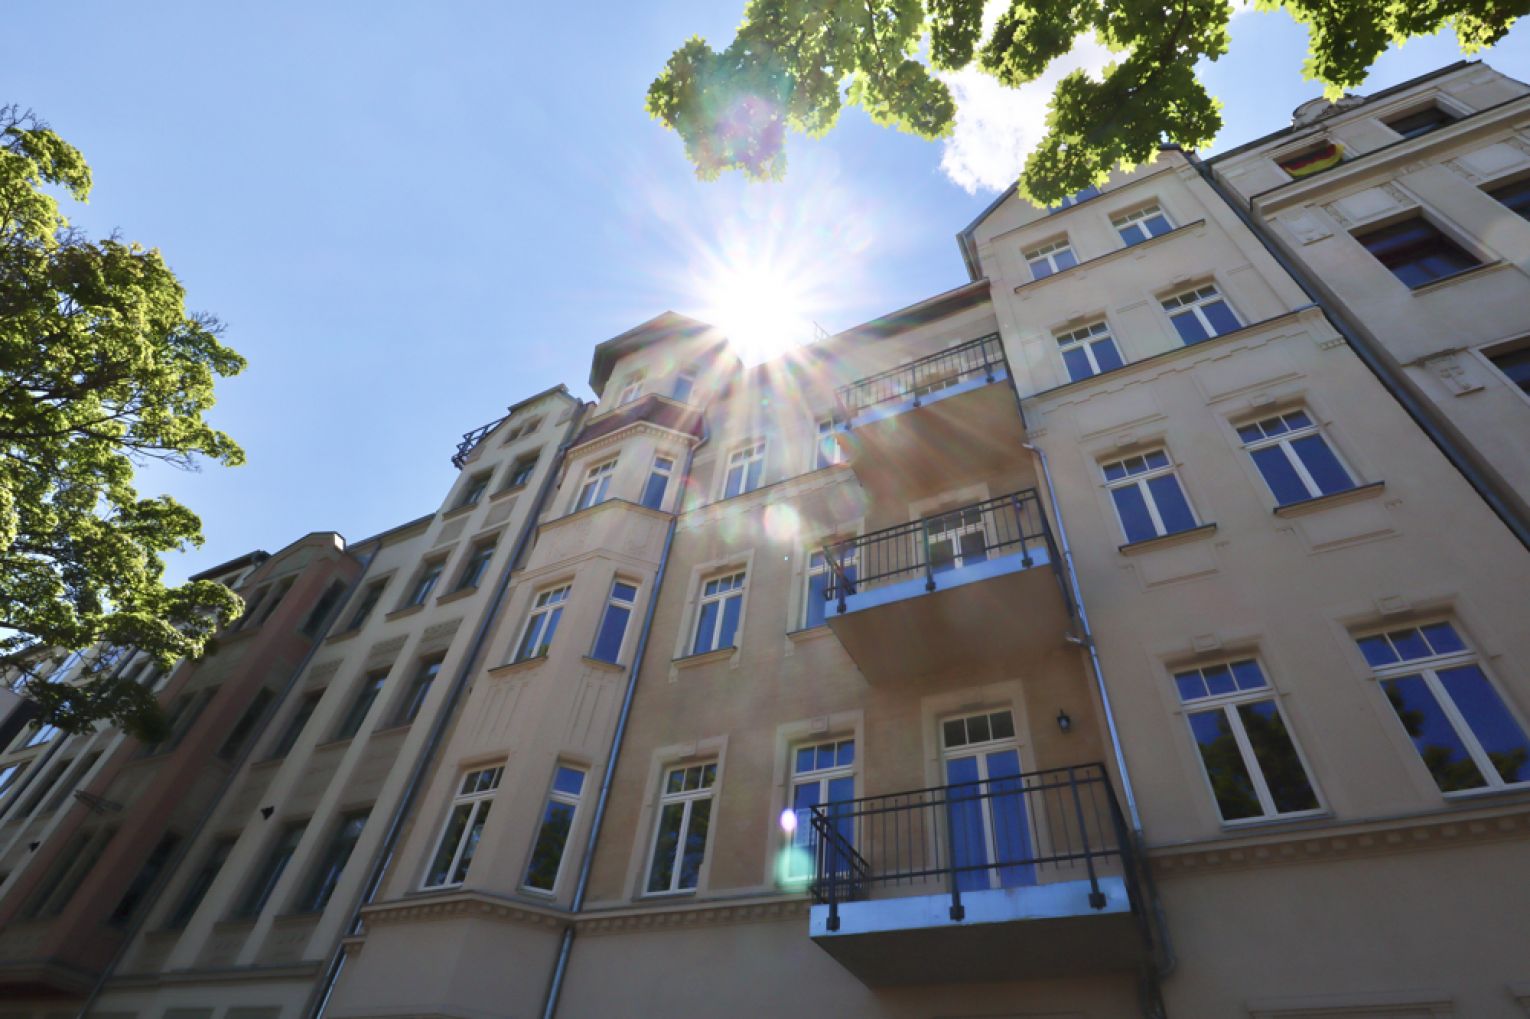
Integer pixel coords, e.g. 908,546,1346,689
577,897,811,936
361,893,570,932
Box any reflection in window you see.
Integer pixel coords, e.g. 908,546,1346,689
1101,450,1198,544
646,762,716,894
1236,409,1355,505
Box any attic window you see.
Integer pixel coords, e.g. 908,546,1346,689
1278,141,1345,179
1383,104,1456,141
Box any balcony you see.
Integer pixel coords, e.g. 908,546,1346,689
834,334,1024,496
807,763,1148,986
821,490,1070,682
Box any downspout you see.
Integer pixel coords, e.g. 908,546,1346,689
1182,149,1530,551
79,547,382,1019
540,417,708,1019
309,401,589,1019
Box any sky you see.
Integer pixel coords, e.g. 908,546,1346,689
3,2,1527,583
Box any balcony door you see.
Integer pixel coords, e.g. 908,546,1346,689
942,709,1035,892
927,506,988,575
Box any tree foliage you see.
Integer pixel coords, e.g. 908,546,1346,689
647,0,1527,204
0,106,246,740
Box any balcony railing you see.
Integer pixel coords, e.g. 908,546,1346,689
835,333,1007,420
808,763,1133,933
822,489,1055,613
450,415,508,468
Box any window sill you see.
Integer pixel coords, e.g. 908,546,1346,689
581,655,626,674
435,586,478,606
1273,481,1385,518
371,722,414,738
441,502,479,521
786,625,835,644
492,483,528,502
1118,522,1218,555
1441,781,1530,804
384,604,426,622
672,646,736,669
1013,219,1206,294
1407,259,1508,294
312,736,356,753
487,654,549,678
1219,808,1331,832
325,627,363,645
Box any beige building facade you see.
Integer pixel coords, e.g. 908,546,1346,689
2,58,1528,1019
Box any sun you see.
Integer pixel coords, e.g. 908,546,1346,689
697,255,819,366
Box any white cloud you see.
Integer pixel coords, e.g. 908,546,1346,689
937,34,1115,194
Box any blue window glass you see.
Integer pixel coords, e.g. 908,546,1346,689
1111,485,1157,544
1188,709,1263,820
1202,664,1236,697
718,595,742,649
1388,628,1431,662
1170,311,1211,345
641,472,668,510
1290,435,1354,495
1231,660,1268,691
591,601,631,663
1145,474,1196,533
1031,260,1055,280
552,767,584,796
1251,446,1310,505
1092,338,1124,372
1054,248,1078,271
692,601,720,655
1201,300,1240,336
1175,671,1208,701
1356,635,1399,667
1438,665,1530,785
1421,622,1466,655
1062,347,1094,383
1382,675,1487,792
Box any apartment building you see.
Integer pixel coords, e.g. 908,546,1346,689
3,58,1527,1019
0,536,359,1012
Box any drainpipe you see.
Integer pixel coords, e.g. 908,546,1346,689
76,549,381,1019
309,401,590,1019
540,418,709,1019
1181,149,1530,551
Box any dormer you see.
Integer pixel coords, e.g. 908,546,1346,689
588,311,740,418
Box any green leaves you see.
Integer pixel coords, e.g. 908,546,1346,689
0,107,245,740
649,0,1526,204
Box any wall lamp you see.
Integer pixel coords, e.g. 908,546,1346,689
1056,709,1073,734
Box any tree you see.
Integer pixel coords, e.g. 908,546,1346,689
0,106,246,741
646,0,1526,205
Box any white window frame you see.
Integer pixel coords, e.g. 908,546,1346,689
515,584,571,661
522,764,586,894
691,571,746,655
785,738,856,883
1101,449,1198,542
814,418,843,470
1358,623,1530,794
24,723,60,748
644,761,718,895
1161,283,1241,342
1173,659,1323,824
1023,237,1077,279
457,470,491,508
802,544,855,629
1055,320,1123,380
453,536,497,592
671,369,698,403
722,441,766,499
641,455,675,511
422,766,503,889
617,371,646,406
1235,409,1355,503
405,559,445,607
574,459,617,512
590,579,638,664
1111,204,1173,245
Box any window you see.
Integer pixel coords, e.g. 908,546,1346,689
523,765,585,892
786,739,854,882
457,470,491,509
1024,237,1078,280
345,579,387,631
424,766,502,888
1356,622,1530,793
1384,104,1455,140
505,454,538,489
219,689,275,760
236,820,306,917
1236,409,1356,505
1161,284,1241,344
1056,321,1124,382
255,577,294,626
641,456,675,511
803,547,855,629
45,751,98,812
334,670,387,741
1356,217,1480,288
691,571,745,655
574,459,617,512
168,835,236,928
1112,204,1173,245
1487,177,1530,221
109,832,182,926
270,691,321,758
25,826,115,918
238,586,269,629
148,687,216,755
1174,659,1320,823
503,415,542,443
298,808,369,912
671,369,698,403
395,657,443,725
301,581,348,638
405,558,445,608
814,418,843,470
1276,140,1345,178
617,371,646,406
590,581,637,664
24,722,59,747
645,762,717,894
454,537,497,592
1102,450,1199,544
723,442,765,499
940,709,1031,891
1486,345,1530,397
515,585,570,661
1048,184,1100,211
0,763,21,801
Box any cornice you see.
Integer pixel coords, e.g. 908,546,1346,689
361,891,570,931
569,416,700,461
1149,798,1530,877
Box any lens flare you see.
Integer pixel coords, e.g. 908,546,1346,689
779,808,797,834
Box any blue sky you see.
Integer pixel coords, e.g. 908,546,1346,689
3,2,1526,582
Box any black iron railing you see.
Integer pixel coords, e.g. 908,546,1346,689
450,415,508,468
822,489,1054,612
809,763,1133,932
836,333,1006,420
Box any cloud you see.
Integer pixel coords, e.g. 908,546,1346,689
937,34,1116,194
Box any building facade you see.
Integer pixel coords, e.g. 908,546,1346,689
2,58,1528,1019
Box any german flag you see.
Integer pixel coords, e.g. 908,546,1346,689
1280,141,1345,178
